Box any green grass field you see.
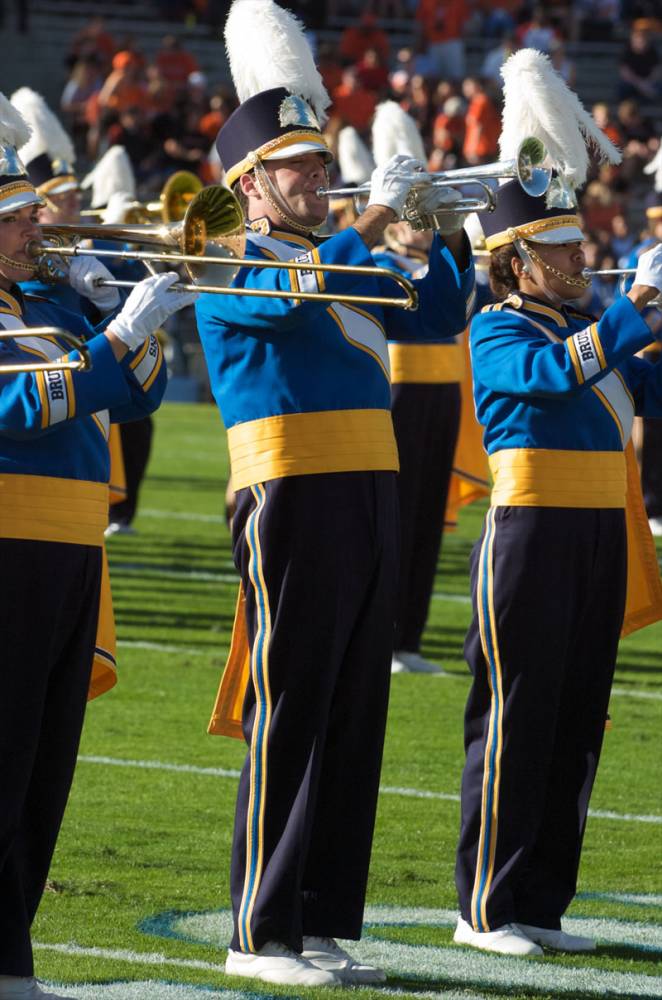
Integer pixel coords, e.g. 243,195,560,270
34,403,662,1000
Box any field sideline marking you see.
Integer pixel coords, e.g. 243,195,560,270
76,756,662,824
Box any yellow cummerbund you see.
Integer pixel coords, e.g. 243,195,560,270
228,408,399,490
0,474,109,546
489,448,626,508
388,342,465,384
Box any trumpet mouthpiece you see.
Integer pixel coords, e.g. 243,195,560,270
25,239,43,260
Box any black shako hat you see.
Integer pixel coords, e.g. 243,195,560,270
217,86,332,188
482,179,585,252
24,151,78,196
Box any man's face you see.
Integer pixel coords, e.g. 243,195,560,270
0,203,41,287
38,188,82,225
264,152,330,228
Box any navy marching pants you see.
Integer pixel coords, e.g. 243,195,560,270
391,382,461,652
456,506,626,932
229,471,399,953
0,540,100,975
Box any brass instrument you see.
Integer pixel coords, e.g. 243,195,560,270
80,170,204,224
0,328,92,374
585,267,662,307
319,138,551,231
29,185,420,311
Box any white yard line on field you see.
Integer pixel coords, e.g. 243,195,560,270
140,509,227,525
76,756,662,824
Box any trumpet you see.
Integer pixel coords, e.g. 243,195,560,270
319,138,551,231
80,170,204,224
28,185,420,311
0,328,92,374
584,267,662,306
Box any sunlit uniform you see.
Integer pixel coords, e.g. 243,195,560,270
196,220,464,953
456,290,662,933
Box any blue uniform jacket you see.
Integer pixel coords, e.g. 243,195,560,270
196,224,473,488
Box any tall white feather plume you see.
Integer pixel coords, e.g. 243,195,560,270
225,0,330,125
643,143,662,194
11,87,75,165
372,101,426,167
337,126,374,185
0,91,31,152
81,146,136,207
499,49,621,190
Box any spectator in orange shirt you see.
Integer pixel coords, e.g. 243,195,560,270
97,51,149,115
461,76,500,164
356,47,390,94
339,12,390,65
332,68,377,132
155,34,200,94
415,0,470,81
432,94,466,158
67,15,116,74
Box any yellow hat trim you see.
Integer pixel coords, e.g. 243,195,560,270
37,175,79,196
225,130,331,188
485,215,582,251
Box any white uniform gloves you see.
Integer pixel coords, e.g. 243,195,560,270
634,242,662,293
411,185,468,235
367,154,424,217
109,272,198,351
68,255,121,313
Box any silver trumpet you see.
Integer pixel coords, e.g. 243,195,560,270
585,267,662,308
318,138,551,231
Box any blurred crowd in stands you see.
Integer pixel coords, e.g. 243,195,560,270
43,1,662,313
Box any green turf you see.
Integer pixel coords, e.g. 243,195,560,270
32,403,662,1000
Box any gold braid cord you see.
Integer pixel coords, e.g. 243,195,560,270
0,250,35,274
254,161,326,237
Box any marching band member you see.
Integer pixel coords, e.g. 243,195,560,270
454,51,662,958
621,151,662,535
371,101,475,675
197,0,470,987
0,93,196,1000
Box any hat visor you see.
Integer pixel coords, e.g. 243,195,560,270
0,189,44,216
527,224,586,245
263,139,333,164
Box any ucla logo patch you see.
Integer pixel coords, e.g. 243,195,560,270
278,95,320,130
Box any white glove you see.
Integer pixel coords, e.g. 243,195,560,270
109,272,198,351
412,185,468,236
634,242,662,293
367,154,426,216
68,255,121,312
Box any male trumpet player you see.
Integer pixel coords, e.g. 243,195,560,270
0,92,196,1000
195,0,473,988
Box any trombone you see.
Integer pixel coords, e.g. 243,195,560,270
80,170,204,224
319,138,551,231
0,328,92,374
28,185,420,311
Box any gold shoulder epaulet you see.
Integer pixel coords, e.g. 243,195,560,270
503,294,523,309
480,303,494,313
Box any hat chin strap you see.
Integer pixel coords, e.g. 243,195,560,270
0,251,35,275
514,237,590,306
254,160,326,236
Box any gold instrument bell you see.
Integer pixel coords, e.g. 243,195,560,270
80,170,204,225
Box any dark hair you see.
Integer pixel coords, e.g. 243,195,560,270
488,243,520,299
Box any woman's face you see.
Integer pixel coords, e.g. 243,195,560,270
0,203,41,289
520,240,587,301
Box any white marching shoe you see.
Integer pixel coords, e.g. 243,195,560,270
0,978,78,1000
302,935,386,984
516,923,596,952
453,917,543,956
391,650,446,674
225,941,339,986
648,515,662,537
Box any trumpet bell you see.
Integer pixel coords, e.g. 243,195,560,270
515,137,550,198
159,170,204,223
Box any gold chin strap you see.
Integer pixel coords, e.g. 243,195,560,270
254,160,326,237
0,251,35,274
523,240,591,289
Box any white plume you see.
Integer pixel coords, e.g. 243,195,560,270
337,126,374,185
643,142,662,193
499,48,621,191
11,87,75,166
0,91,31,153
81,146,136,207
225,0,330,125
372,101,426,167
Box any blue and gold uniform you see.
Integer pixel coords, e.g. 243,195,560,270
0,283,165,978
455,183,662,940
373,242,475,661
198,213,470,953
